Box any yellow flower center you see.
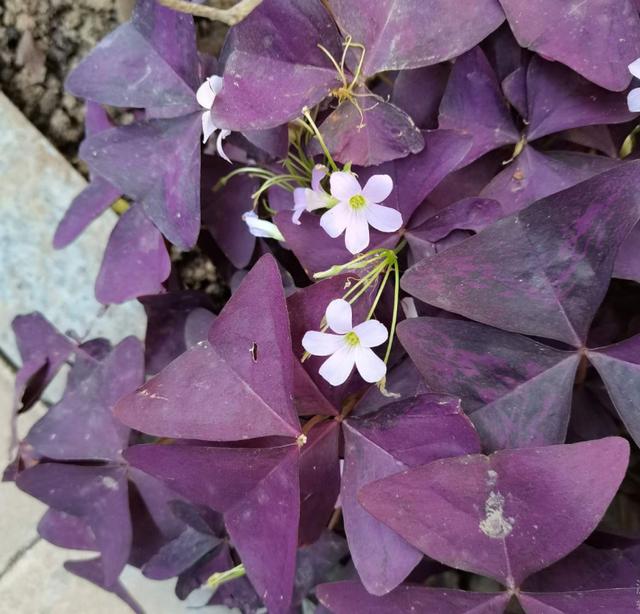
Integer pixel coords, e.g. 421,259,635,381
344,331,360,346
349,194,366,210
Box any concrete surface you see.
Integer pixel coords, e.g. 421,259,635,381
0,94,233,611
0,91,145,370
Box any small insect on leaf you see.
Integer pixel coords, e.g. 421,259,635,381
250,342,258,362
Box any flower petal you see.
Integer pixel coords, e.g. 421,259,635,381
311,164,328,192
329,171,361,201
319,346,356,386
629,58,640,79
201,111,216,144
292,188,308,224
352,319,388,348
365,204,403,233
242,211,284,240
196,79,217,110
628,87,640,112
209,75,224,96
344,211,370,254
362,174,393,203
326,299,352,334
302,331,345,356
216,129,231,163
354,347,387,383
320,203,350,238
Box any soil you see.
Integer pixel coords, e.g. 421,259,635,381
0,0,227,168
1,0,230,296
0,0,125,165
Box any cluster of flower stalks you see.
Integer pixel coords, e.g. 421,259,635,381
8,0,640,612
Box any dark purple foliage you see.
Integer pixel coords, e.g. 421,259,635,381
9,0,640,611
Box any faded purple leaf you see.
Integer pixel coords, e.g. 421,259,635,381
95,205,170,304
25,336,143,461
402,162,640,345
438,47,520,163
318,581,510,614
498,0,640,91
126,443,300,613
80,113,202,250
327,0,505,75
311,94,424,166
210,0,341,130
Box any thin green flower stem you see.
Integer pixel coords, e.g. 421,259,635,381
365,263,392,321
292,118,316,138
339,259,387,301
344,261,387,305
206,564,246,589
383,260,401,364
302,108,338,172
251,174,304,201
284,153,313,176
214,167,276,190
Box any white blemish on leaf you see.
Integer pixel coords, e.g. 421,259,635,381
486,469,498,487
101,476,119,491
479,491,514,539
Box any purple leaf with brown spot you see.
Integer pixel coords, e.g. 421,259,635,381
342,394,480,594
359,438,629,588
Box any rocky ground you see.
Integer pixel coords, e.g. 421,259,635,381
0,0,227,168
0,0,129,165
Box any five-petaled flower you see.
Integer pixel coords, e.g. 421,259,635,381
196,75,231,162
320,171,402,254
292,164,335,224
302,299,388,386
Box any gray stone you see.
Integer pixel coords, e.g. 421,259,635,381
0,92,145,371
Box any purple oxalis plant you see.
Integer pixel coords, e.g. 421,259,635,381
7,0,640,612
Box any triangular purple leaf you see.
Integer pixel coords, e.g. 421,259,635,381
397,318,580,450
65,0,198,116
317,581,510,614
359,438,629,587
95,205,170,304
438,47,520,163
211,0,341,130
402,162,640,345
342,394,480,594
311,94,424,166
126,443,300,613
588,334,640,447
498,0,640,91
80,113,202,249
480,147,619,216
26,336,143,461
327,0,505,75
117,256,301,440
525,56,637,141
17,463,132,586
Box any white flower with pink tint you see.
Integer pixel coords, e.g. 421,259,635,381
196,75,231,162
302,299,388,386
319,171,402,254
292,164,334,224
